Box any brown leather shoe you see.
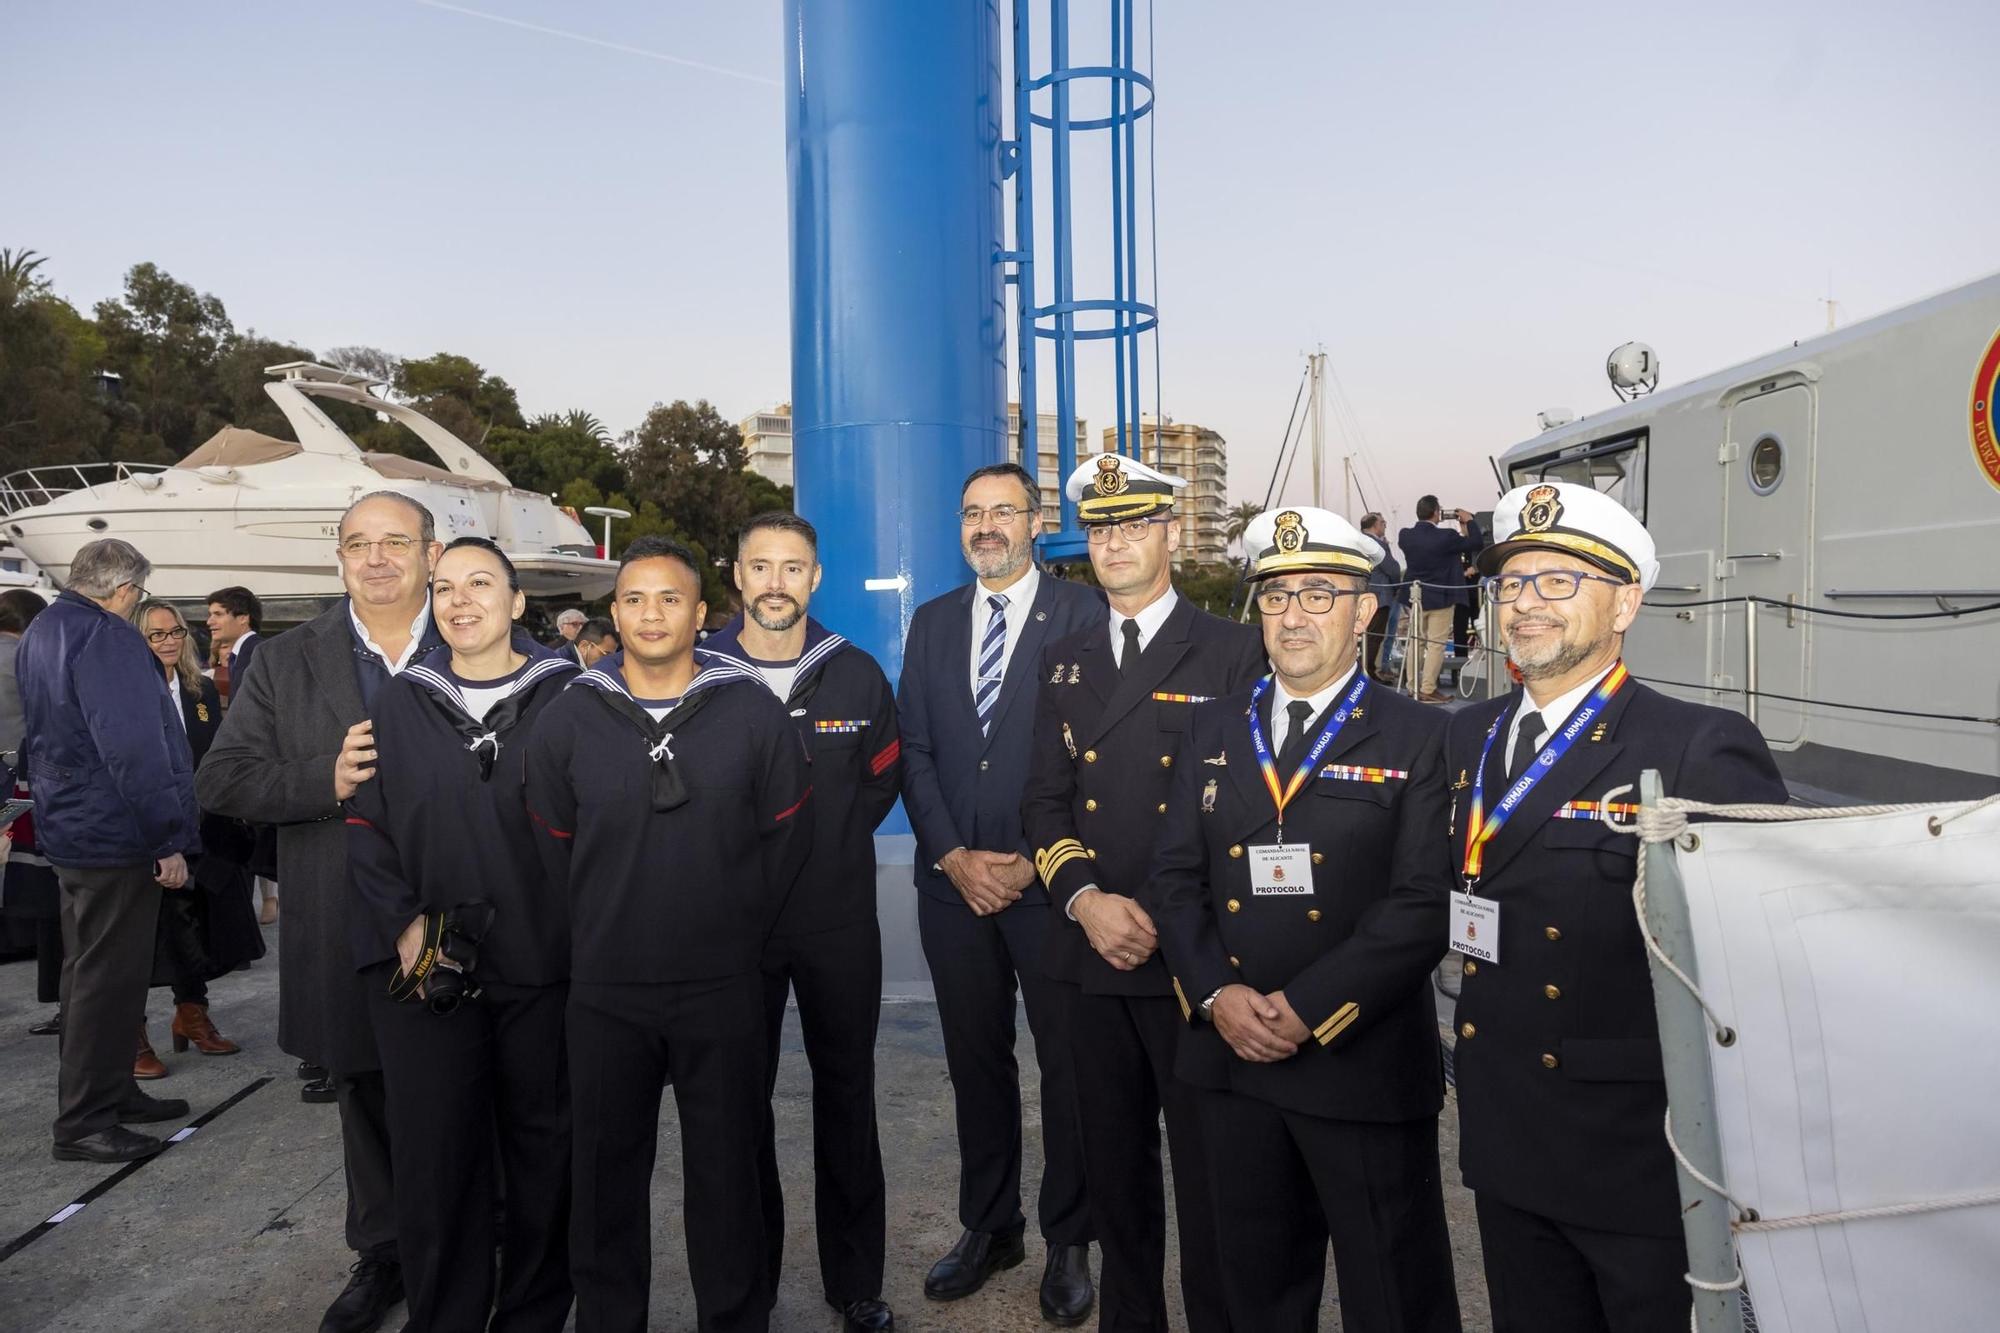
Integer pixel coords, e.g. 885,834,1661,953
134,1025,168,1080
172,1002,240,1055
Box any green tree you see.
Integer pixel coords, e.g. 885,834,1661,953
622,399,757,564
91,262,236,460
393,352,526,444
0,260,113,469
1224,499,1262,550
487,413,627,497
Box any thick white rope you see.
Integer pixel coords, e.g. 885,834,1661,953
1600,788,2000,1315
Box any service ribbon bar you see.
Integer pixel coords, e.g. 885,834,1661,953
1151,691,1215,704
1317,765,1409,783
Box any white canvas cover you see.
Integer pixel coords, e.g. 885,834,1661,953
1672,798,2000,1332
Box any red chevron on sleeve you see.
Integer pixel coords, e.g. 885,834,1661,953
869,738,900,777
344,816,377,831
526,808,573,840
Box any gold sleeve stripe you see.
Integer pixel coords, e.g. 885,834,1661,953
1316,1004,1361,1047
1036,839,1089,886
1313,1002,1358,1041
1172,976,1191,1021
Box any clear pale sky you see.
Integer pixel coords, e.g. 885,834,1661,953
8,1,1997,529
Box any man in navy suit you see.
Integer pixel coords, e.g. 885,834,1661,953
1396,497,1483,702
899,462,1104,1324
205,586,263,700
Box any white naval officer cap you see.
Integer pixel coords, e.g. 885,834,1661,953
1064,452,1187,523
1477,482,1659,591
1242,506,1384,581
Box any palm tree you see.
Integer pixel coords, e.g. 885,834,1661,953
0,248,50,314
1224,499,1262,552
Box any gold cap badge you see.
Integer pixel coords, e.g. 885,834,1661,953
1093,454,1128,497
1274,509,1307,553
1522,484,1564,533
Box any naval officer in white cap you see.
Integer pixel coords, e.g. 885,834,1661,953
1148,504,1462,1333
1022,451,1266,1332
1445,482,1786,1333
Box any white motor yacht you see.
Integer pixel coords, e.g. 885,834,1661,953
0,362,617,612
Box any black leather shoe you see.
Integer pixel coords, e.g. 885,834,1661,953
297,1060,326,1080
301,1076,338,1104
319,1256,404,1333
1039,1243,1094,1327
53,1126,164,1163
118,1091,190,1123
830,1296,895,1331
29,1011,61,1036
923,1228,1026,1301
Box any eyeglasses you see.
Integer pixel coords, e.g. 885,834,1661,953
144,627,189,644
1084,517,1169,544
959,505,1030,526
338,536,418,560
1254,586,1364,616
1483,569,1626,604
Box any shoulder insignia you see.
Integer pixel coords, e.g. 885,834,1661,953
1201,778,1218,814
1062,721,1077,759
1349,706,1365,720
1203,752,1228,766
1590,722,1608,742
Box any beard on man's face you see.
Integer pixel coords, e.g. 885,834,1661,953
749,594,804,632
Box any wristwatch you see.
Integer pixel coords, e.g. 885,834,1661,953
1198,988,1223,1021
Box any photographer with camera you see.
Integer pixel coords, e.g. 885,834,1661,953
344,537,580,1333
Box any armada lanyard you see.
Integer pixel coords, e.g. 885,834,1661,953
1248,670,1371,844
1461,661,1629,884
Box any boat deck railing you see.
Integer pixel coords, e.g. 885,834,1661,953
0,462,171,516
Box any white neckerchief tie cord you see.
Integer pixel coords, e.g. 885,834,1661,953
1597,787,2000,1317
466,731,499,759
648,734,675,763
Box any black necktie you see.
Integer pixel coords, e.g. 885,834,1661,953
1277,700,1315,772
1118,618,1142,677
1508,710,1544,779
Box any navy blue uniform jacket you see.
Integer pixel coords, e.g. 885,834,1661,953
1150,677,1453,1122
897,572,1104,907
1021,596,1266,996
1445,678,1785,1234
344,636,577,984
522,654,813,983
698,615,901,937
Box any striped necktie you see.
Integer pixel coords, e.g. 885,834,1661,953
975,593,1009,736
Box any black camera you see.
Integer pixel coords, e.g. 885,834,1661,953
390,902,494,1015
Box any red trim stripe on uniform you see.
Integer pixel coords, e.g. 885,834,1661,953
773,786,812,823
344,816,377,830
869,738,901,776
526,808,573,840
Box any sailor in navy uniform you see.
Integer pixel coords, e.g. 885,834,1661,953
1022,453,1265,1333
1149,507,1461,1333
1446,483,1786,1333
696,512,902,1333
522,536,813,1333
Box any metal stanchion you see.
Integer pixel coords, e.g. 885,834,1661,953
1742,597,1759,727
1637,769,1744,1333
1405,580,1423,698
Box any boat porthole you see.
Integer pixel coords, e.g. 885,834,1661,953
87,517,110,532
1748,436,1784,495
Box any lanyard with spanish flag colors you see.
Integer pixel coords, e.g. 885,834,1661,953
1247,670,1371,844
1461,661,1630,885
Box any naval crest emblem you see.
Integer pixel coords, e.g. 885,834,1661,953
1273,509,1307,554
1093,455,1128,497
1521,484,1564,533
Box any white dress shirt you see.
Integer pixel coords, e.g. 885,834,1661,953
967,563,1042,701
1505,668,1612,768
1272,663,1359,751
1108,587,1178,661
163,670,187,732
348,602,433,675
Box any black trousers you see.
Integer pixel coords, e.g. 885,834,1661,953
53,862,161,1142
369,970,573,1333
758,918,886,1307
916,892,1091,1245
1066,986,1232,1333
36,915,63,1004
570,975,769,1333
1198,1089,1459,1333
1474,1192,1690,1333
334,1069,399,1260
